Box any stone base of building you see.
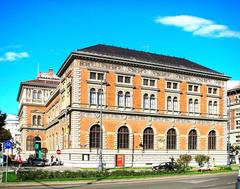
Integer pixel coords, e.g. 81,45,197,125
21,149,228,168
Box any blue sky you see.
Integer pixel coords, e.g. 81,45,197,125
0,0,240,115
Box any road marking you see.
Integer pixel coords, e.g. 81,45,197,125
177,178,218,184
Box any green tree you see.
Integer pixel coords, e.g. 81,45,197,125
0,111,12,143
195,154,210,167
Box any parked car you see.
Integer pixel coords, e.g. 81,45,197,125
27,157,45,167
152,162,179,171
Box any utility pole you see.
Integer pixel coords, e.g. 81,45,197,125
98,80,106,171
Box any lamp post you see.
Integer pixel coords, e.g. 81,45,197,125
227,98,231,167
98,80,106,171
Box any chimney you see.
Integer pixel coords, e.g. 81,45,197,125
48,68,54,77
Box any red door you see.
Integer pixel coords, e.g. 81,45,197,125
116,154,125,167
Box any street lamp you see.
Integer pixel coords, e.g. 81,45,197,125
98,80,107,171
227,98,231,167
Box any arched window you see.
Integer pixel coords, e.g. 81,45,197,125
38,91,42,99
167,129,176,150
90,88,96,105
117,126,129,149
208,101,213,115
97,89,103,106
26,136,34,151
125,92,131,108
208,130,216,150
90,124,100,148
143,127,154,149
213,101,218,115
37,115,41,126
143,94,149,109
167,96,172,112
117,91,124,107
188,130,197,150
33,90,37,99
32,115,36,125
194,99,199,113
189,99,193,113
173,97,178,112
150,94,156,110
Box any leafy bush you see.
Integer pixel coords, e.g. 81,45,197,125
194,155,210,167
177,154,192,170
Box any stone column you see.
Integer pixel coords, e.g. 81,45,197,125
71,60,81,148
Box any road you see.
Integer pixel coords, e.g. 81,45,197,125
1,173,237,189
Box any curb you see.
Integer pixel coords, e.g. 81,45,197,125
0,171,237,187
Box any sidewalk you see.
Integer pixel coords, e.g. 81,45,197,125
0,171,237,187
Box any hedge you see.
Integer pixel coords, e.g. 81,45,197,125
16,169,180,181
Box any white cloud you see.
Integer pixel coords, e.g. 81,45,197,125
155,15,240,39
0,52,29,62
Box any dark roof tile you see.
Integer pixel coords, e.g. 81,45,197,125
79,44,221,75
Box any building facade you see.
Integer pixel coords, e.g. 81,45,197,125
18,44,229,167
228,84,240,147
4,114,20,144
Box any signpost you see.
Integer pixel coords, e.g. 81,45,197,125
56,149,61,155
3,140,13,183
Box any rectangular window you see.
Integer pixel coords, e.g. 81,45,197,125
150,80,155,86
143,79,148,86
188,85,193,91
167,82,171,89
213,88,217,94
194,86,199,92
208,88,212,94
173,83,178,89
90,72,96,80
118,75,124,83
125,76,131,84
90,72,104,81
117,75,132,84
97,73,104,80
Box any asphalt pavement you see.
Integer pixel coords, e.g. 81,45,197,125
0,172,238,189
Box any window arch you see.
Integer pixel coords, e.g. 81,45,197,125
173,97,178,112
208,101,213,115
150,94,156,110
117,126,129,149
208,130,216,150
143,127,154,149
143,94,149,109
125,92,131,108
97,89,103,106
26,136,34,151
167,129,176,150
38,90,42,99
167,96,172,111
90,88,96,105
194,99,199,113
32,115,37,125
90,124,100,148
213,101,218,115
117,91,124,107
33,90,37,99
189,99,193,113
37,115,41,126
188,130,197,150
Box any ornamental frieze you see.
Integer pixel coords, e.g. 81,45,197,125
80,60,225,87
